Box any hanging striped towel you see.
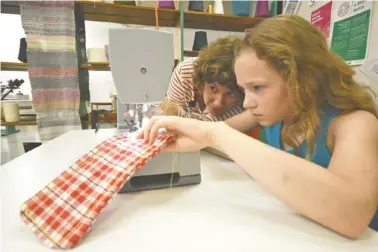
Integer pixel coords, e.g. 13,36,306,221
20,133,174,249
19,1,82,141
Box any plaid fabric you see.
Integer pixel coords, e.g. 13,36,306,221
20,133,174,249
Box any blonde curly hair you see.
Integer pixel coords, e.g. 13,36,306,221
235,14,377,158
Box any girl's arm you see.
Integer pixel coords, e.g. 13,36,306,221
204,110,260,160
224,109,259,133
204,147,232,160
209,110,378,239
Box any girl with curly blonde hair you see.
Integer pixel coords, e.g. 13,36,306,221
140,14,378,238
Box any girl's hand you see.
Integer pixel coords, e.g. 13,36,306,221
137,116,219,152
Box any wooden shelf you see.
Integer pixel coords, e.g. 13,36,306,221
0,1,20,14
1,120,37,126
81,59,184,71
79,1,179,27
183,11,264,32
2,59,184,72
0,1,178,27
1,62,112,71
1,1,264,32
1,62,28,71
80,64,111,71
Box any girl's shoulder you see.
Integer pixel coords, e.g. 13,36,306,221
328,109,378,149
175,57,198,74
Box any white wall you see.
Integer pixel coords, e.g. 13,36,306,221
0,14,31,98
0,11,243,103
295,1,378,101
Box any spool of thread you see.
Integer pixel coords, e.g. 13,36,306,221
214,0,224,14
159,0,175,9
18,38,28,63
192,31,208,51
3,103,20,122
232,0,250,16
189,0,204,12
208,4,213,13
255,0,270,17
87,48,108,63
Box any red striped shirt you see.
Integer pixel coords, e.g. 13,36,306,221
166,58,244,121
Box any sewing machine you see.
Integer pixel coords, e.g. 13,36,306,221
108,28,201,193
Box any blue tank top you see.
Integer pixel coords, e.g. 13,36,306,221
262,105,378,232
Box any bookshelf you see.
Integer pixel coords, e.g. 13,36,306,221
1,1,264,32
1,62,28,71
0,0,268,129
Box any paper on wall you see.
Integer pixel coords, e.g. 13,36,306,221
311,1,332,39
329,1,373,66
309,0,317,7
360,54,378,84
283,0,301,14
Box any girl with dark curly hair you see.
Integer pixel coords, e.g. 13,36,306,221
161,36,245,122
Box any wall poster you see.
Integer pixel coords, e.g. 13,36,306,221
330,0,373,66
311,1,332,39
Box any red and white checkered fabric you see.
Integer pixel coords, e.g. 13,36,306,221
20,133,174,249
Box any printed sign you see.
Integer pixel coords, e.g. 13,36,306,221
330,0,373,65
311,1,332,39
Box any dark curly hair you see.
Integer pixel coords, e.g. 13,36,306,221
192,35,244,96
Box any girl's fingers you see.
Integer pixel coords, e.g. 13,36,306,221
142,117,156,143
136,129,144,139
140,116,176,144
148,118,165,145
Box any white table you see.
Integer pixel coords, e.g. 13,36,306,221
1,129,377,252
